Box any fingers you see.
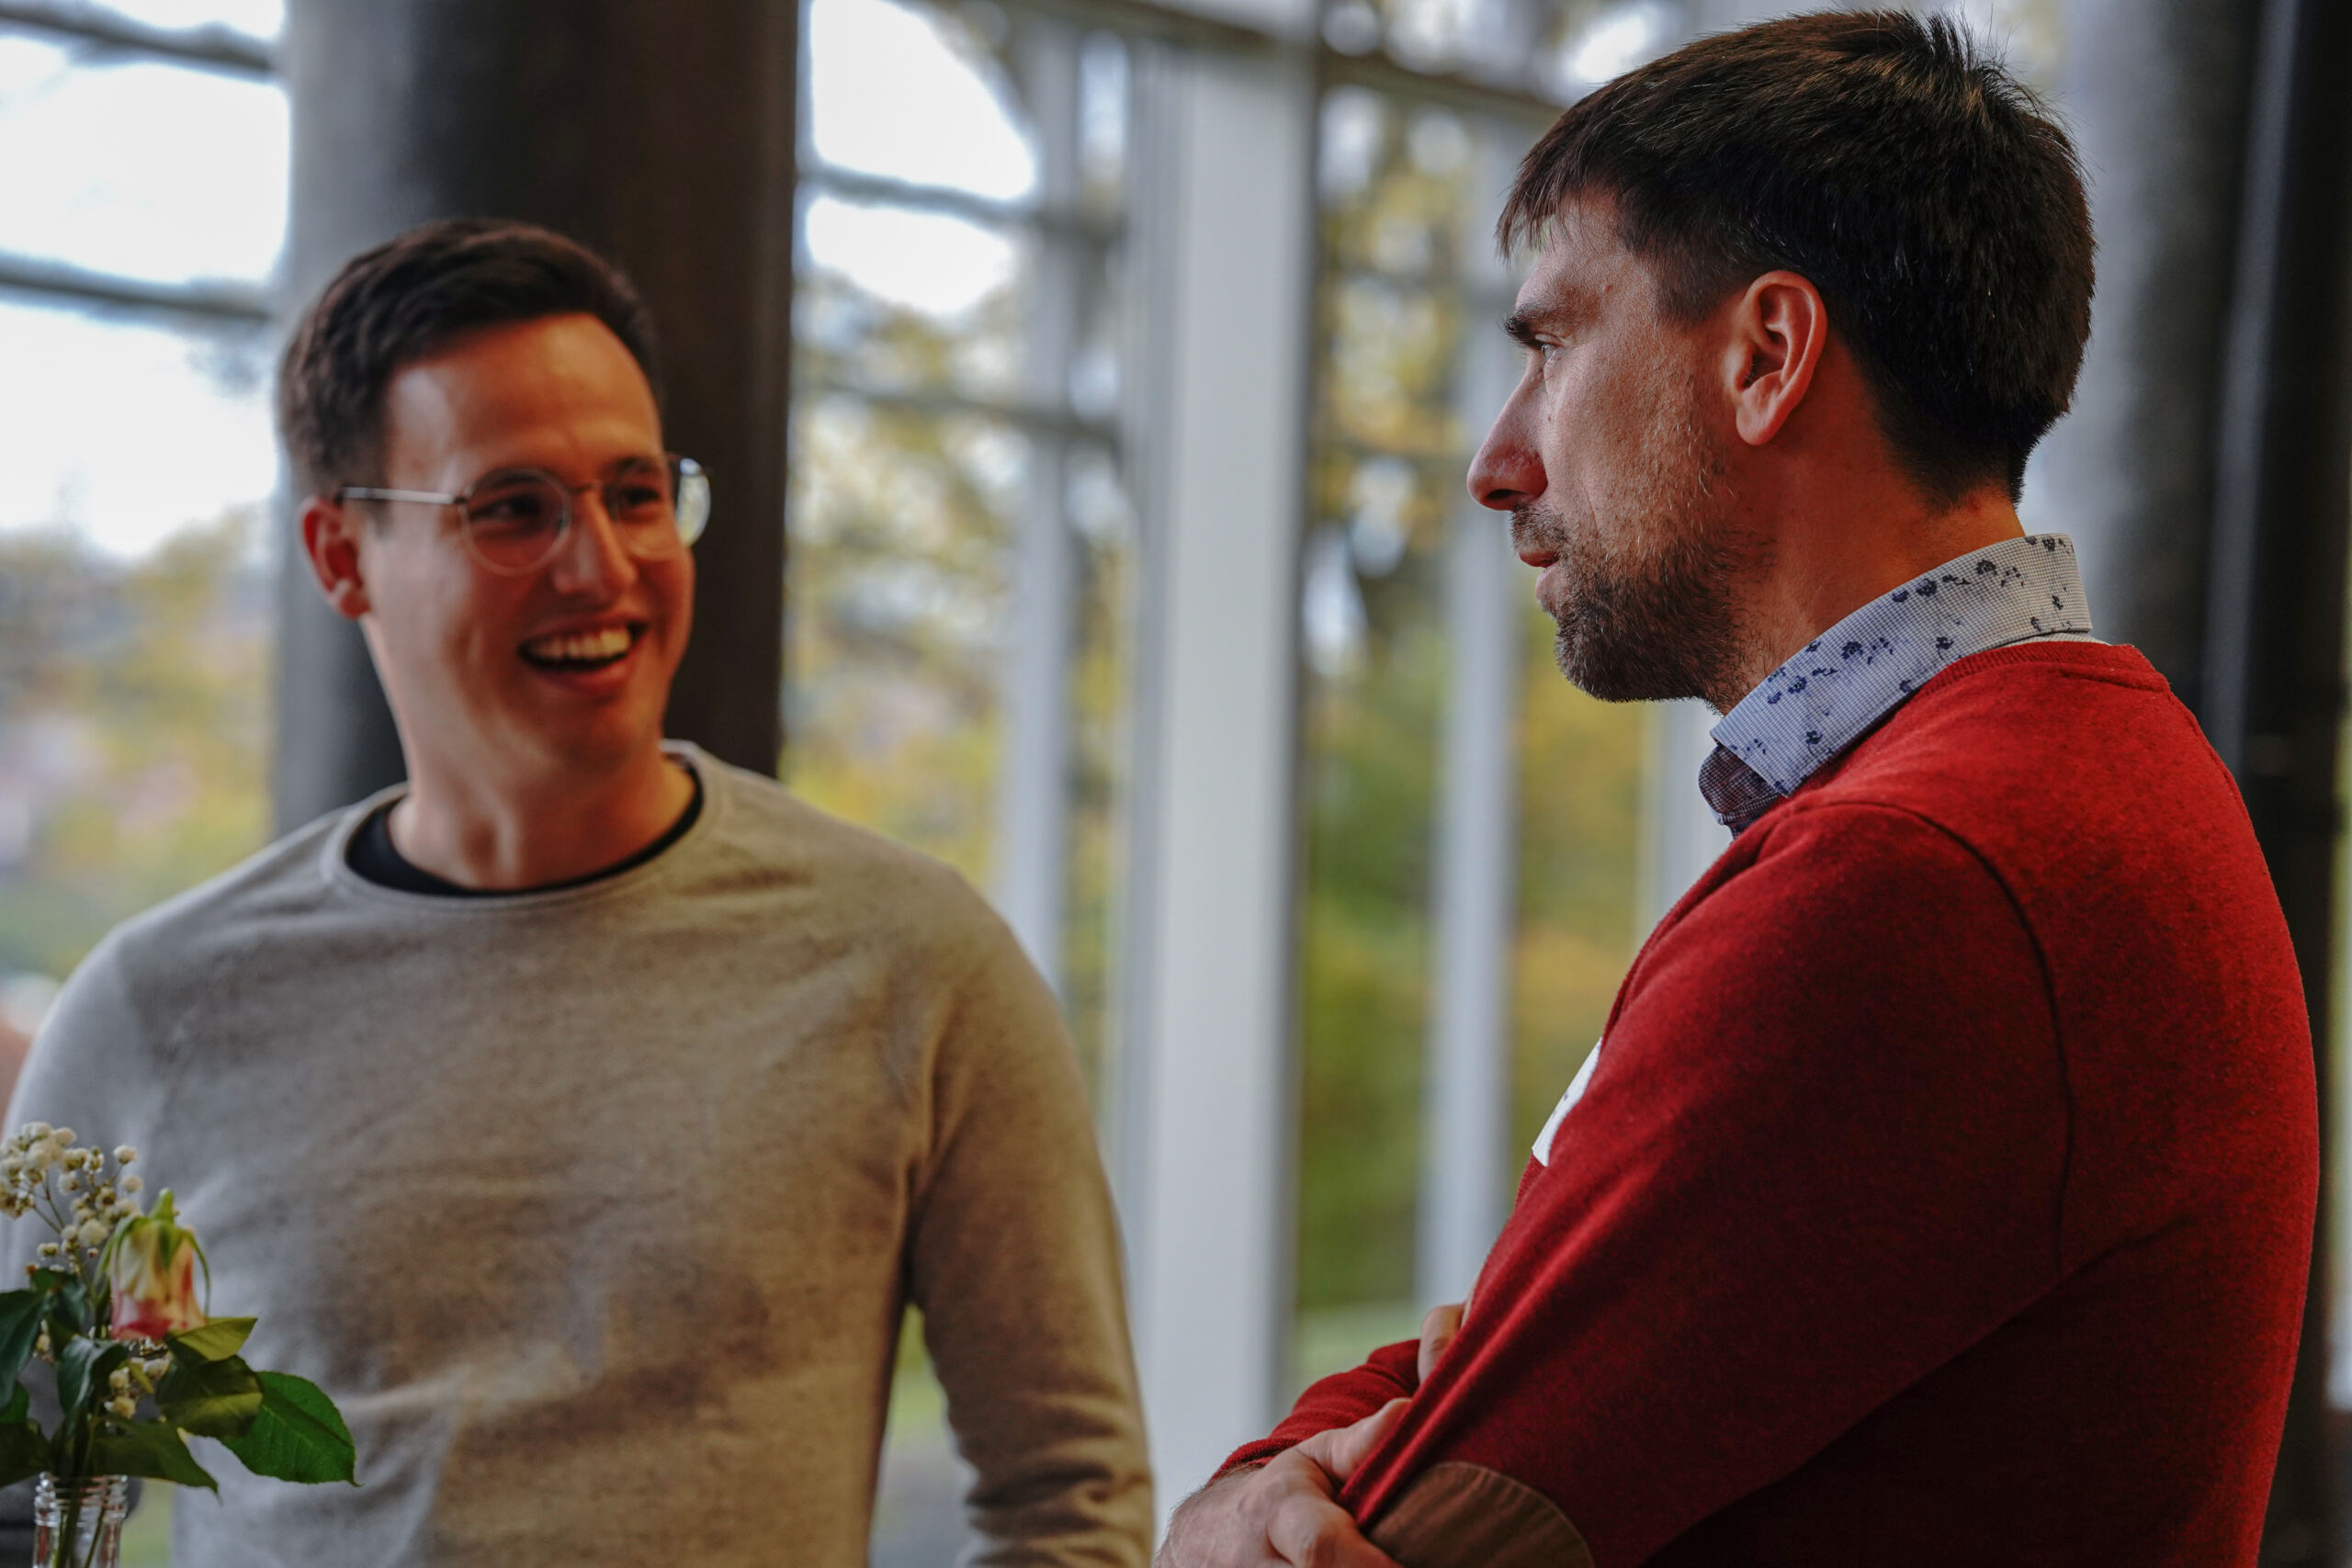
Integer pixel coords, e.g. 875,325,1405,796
1164,1408,1411,1568
1321,1398,1408,1481
1417,1302,1464,1382
1261,1455,1407,1568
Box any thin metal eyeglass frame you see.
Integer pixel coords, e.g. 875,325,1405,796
334,455,711,575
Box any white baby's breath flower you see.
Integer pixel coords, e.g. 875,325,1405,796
119,1177,141,1196
77,1220,109,1250
50,1130,73,1146
22,1123,49,1142
113,1148,134,1166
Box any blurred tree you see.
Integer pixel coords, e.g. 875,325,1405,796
1294,95,1648,1328
0,514,270,983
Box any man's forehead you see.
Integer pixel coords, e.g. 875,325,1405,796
379,314,662,479
1510,197,1639,319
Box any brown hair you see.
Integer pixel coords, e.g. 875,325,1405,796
1501,11,2093,501
277,218,662,498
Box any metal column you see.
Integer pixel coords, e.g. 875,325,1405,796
994,17,1086,988
1416,135,1526,1307
1114,33,1318,1526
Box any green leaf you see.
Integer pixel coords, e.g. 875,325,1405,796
0,1420,45,1491
0,1291,45,1385
43,1280,89,1347
155,1353,261,1439
54,1337,126,1431
165,1317,254,1365
219,1372,355,1486
2,1381,27,1425
85,1420,216,1491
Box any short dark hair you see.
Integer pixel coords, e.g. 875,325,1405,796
277,218,662,498
1500,11,2092,501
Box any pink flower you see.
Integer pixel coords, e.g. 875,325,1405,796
107,1193,205,1340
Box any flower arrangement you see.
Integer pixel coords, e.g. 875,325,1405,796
0,1125,354,1566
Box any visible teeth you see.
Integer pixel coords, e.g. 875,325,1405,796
525,626,632,663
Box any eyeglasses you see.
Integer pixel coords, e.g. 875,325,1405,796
336,455,710,575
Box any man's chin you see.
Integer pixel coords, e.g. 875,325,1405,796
1555,625,1711,705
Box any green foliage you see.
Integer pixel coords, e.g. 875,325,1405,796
86,1421,214,1491
0,515,270,981
54,1337,126,1437
0,1420,45,1491
218,1372,356,1486
1510,605,1645,1153
0,1380,46,1491
1293,93,1651,1325
166,1317,254,1364
0,1289,49,1386
154,1354,262,1438
1295,619,1443,1311
786,275,1136,1097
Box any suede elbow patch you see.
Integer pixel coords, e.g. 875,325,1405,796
1366,1461,1594,1568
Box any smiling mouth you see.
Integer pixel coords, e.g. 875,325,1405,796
519,624,641,671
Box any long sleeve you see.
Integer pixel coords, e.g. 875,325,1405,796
1343,804,2069,1562
1230,803,2072,1565
1221,1339,1419,1473
905,914,1152,1566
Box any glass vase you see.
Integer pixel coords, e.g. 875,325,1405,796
30,1476,128,1568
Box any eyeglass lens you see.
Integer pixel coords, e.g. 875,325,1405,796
461,458,709,573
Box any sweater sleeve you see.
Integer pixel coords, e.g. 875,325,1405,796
1320,803,2072,1566
1220,1339,1420,1472
903,905,1153,1567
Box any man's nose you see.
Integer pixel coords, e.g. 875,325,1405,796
548,488,639,594
1466,402,1544,513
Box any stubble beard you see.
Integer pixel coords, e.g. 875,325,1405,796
1525,404,1758,708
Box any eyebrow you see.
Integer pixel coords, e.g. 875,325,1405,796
1503,298,1582,348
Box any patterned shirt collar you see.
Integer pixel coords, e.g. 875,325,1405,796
1700,534,2094,830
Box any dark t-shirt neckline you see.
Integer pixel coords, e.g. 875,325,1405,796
345,768,706,897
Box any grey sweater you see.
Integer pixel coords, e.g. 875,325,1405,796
9,748,1151,1566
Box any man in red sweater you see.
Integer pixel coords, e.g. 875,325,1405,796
1160,13,2314,1568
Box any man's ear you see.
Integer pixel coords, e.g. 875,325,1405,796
1721,270,1830,449
299,496,372,621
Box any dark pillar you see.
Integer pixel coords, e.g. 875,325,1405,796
273,0,797,831
2039,0,2260,703
2201,1,2352,1560
2046,2,2352,1555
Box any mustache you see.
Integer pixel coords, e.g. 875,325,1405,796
1510,503,1566,558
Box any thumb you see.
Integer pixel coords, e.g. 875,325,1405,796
1325,1397,1409,1483
1418,1302,1464,1382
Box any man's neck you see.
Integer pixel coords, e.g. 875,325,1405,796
389,744,696,891
1711,485,2027,711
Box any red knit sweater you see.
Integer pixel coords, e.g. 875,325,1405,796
1229,642,2316,1566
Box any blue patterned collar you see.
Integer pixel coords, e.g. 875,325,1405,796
1702,534,2094,824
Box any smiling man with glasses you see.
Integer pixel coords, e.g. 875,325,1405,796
7,219,1151,1566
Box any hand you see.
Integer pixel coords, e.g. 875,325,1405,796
1417,1303,1464,1383
1157,1399,1409,1567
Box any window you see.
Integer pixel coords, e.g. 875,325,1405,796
0,8,287,1561
0,6,283,1091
